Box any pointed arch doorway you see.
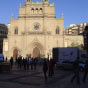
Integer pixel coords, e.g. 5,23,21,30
13,48,18,59
33,47,40,58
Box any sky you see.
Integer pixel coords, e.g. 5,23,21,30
0,0,88,28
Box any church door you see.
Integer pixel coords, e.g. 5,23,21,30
13,49,18,59
33,47,40,58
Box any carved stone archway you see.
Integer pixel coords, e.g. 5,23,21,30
28,42,45,58
13,48,18,59
33,47,40,58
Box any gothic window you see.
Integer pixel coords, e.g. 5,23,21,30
40,8,43,13
56,26,59,34
36,8,38,10
40,8,42,10
31,8,34,10
14,27,18,34
31,8,34,14
36,8,38,14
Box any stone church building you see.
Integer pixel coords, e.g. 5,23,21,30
3,0,83,59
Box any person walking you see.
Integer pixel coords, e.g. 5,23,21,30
43,59,48,82
83,59,88,83
48,59,55,77
71,57,80,84
6,57,8,62
27,58,30,70
33,58,38,70
30,58,33,70
10,56,13,69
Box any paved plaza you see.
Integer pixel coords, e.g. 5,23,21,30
0,65,88,88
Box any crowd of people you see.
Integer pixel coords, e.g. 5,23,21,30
9,56,56,82
9,56,38,70
2,55,88,84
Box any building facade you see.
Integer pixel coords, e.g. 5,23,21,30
65,24,85,35
3,0,83,59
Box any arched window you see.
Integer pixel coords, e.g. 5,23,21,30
40,8,42,10
36,8,38,10
56,26,59,34
14,27,18,34
31,8,34,10
40,8,43,13
31,8,34,13
36,8,38,14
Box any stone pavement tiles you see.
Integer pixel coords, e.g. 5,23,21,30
0,66,88,88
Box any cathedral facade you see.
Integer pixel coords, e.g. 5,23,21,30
3,0,83,59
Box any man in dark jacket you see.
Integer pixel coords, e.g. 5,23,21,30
10,57,13,69
43,59,48,81
83,59,88,83
71,57,80,84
